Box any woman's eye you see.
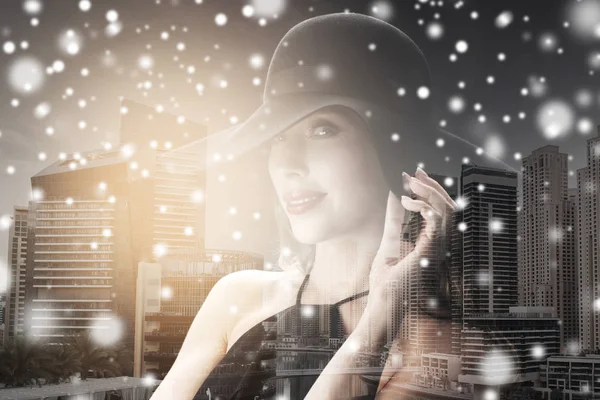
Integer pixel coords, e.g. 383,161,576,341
309,126,337,138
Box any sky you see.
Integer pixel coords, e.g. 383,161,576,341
1,0,600,266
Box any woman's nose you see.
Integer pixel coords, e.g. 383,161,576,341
271,140,309,177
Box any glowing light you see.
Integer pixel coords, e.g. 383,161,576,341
184,226,193,236
484,135,505,158
31,188,44,201
490,219,503,233
138,54,154,70
232,231,242,240
301,305,315,317
458,222,467,232
65,197,74,205
251,0,287,17
419,258,429,267
79,0,92,12
58,29,83,56
495,11,513,28
369,0,394,21
121,144,135,158
249,53,265,69
539,32,558,52
91,315,123,347
242,5,254,17
455,40,468,53
34,102,51,119
191,190,204,202
8,55,45,94
0,215,12,230
106,9,119,22
161,286,173,299
448,95,465,113
23,0,43,15
531,344,545,359
215,13,228,26
483,389,498,400
417,86,430,99
102,228,112,237
566,0,600,41
3,41,16,54
153,243,167,257
105,21,123,37
537,99,575,140
578,118,594,135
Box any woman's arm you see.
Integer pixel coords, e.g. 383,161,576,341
150,273,239,400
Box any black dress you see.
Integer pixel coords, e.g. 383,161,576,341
196,272,383,400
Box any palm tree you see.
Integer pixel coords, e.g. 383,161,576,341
43,344,82,383
0,338,53,387
70,334,121,380
109,342,133,377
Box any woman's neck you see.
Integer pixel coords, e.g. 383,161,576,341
301,228,383,305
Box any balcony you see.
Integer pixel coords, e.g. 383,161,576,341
144,331,187,342
144,312,194,323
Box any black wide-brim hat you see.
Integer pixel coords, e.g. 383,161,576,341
203,12,514,196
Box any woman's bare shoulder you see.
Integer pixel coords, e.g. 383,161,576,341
222,268,305,289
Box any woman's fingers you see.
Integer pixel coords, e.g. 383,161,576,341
380,191,406,244
415,167,458,210
408,177,453,217
401,196,442,243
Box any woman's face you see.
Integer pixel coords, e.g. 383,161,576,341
268,105,389,245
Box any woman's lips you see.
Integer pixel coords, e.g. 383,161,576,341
285,193,327,215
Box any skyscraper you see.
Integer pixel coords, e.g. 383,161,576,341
452,164,518,354
24,100,206,348
519,145,578,352
409,173,456,355
4,206,28,344
577,126,600,351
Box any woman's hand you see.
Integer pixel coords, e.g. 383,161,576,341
362,167,457,337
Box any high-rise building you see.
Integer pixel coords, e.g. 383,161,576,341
451,164,518,354
24,100,206,348
4,206,28,344
0,295,5,344
577,126,600,351
409,174,456,355
519,145,578,352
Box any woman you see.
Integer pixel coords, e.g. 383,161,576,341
151,12,458,400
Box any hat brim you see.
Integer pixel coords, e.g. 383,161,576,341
205,93,382,160
196,93,517,174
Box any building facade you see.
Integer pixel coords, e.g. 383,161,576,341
4,206,28,344
577,127,600,352
458,307,560,395
519,145,578,353
451,164,519,355
409,174,456,355
24,100,206,349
